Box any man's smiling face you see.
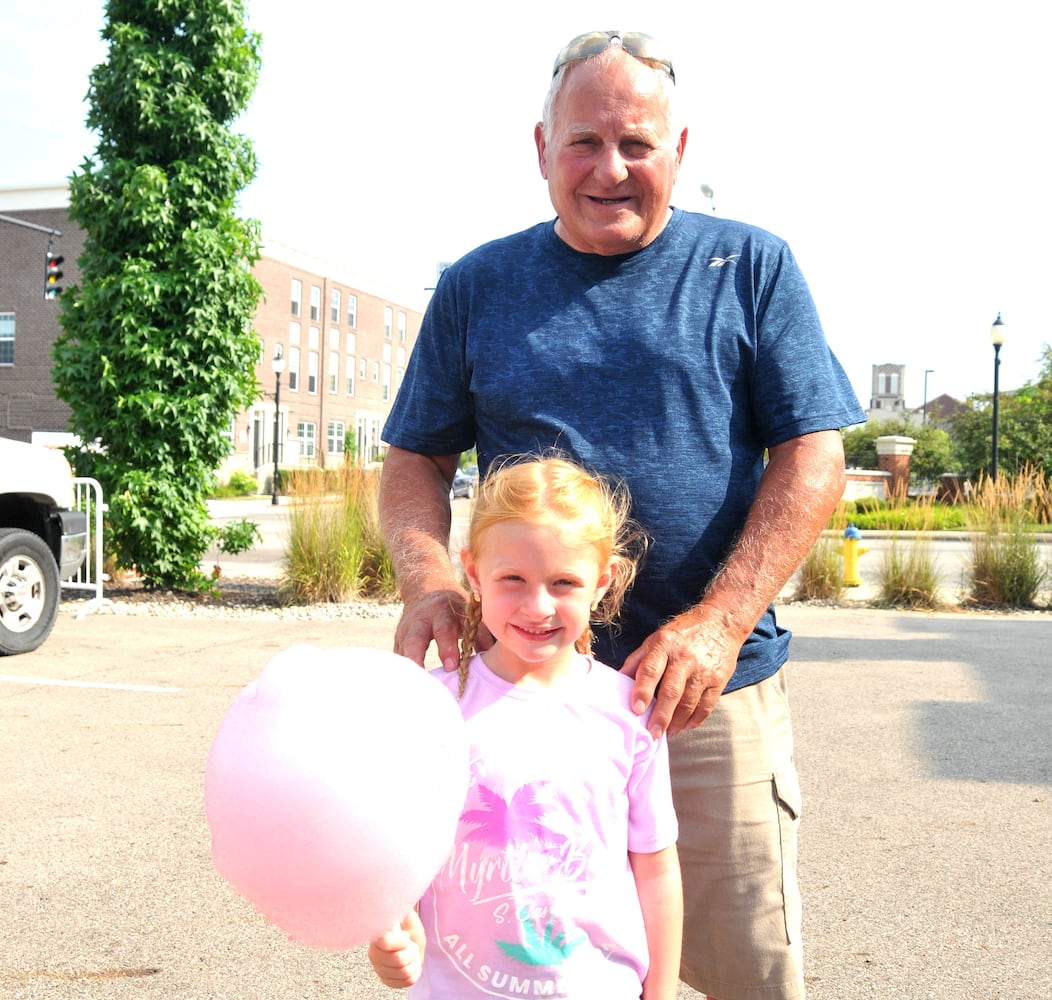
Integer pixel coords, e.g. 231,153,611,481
535,50,687,257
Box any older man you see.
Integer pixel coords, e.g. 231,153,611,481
380,30,864,1000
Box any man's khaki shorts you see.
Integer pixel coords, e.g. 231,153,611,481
669,667,804,1000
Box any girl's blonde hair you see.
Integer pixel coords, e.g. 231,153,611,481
458,454,646,696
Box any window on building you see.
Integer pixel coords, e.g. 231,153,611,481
330,288,341,324
308,351,319,394
297,421,317,459
220,418,236,455
346,331,356,354
372,361,379,382
310,285,321,322
290,279,302,317
327,421,345,455
0,313,14,366
398,311,407,342
288,346,300,391
359,357,367,380
384,306,393,339
328,351,339,393
346,356,355,396
382,363,392,402
289,321,301,345
347,294,357,328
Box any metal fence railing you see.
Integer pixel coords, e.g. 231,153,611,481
65,477,117,619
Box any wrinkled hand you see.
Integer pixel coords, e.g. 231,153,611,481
394,586,493,673
622,607,743,737
393,588,469,672
368,910,426,989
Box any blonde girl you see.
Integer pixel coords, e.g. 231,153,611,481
369,455,682,1000
457,454,644,696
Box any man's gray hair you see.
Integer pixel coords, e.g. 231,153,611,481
540,41,679,143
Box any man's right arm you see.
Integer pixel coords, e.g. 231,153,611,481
379,446,465,671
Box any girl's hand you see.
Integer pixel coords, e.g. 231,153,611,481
367,910,426,989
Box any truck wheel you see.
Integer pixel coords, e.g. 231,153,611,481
0,528,61,655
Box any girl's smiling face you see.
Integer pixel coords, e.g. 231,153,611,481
462,519,612,685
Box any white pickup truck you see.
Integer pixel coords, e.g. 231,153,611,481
0,438,88,654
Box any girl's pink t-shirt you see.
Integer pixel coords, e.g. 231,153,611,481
412,654,678,999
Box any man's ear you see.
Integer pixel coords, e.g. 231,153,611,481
534,121,549,179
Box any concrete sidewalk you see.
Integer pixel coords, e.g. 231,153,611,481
1,603,1049,999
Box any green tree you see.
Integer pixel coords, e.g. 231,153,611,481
950,345,1052,481
841,418,955,487
53,0,263,590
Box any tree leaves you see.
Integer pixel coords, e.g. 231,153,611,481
53,0,263,591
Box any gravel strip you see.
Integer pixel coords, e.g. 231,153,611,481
62,577,1050,622
60,576,405,622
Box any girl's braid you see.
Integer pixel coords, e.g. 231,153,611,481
458,592,484,698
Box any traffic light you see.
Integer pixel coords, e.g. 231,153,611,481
44,252,64,299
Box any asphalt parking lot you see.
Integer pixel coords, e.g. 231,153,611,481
1,595,1050,998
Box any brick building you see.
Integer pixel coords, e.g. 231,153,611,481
247,244,424,481
0,186,84,443
0,187,424,484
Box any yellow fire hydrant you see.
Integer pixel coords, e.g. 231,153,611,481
840,525,868,587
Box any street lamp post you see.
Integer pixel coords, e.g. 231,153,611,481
989,313,1006,482
271,346,285,506
922,369,934,425
700,184,716,214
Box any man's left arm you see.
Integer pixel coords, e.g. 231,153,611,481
624,429,847,736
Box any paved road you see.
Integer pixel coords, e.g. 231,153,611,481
2,598,1049,999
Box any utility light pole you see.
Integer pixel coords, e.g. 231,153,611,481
271,346,285,506
989,313,1006,482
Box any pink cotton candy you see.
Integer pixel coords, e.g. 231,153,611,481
205,646,468,949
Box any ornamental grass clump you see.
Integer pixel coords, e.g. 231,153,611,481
875,495,944,610
280,465,397,604
793,505,849,602
965,468,1048,609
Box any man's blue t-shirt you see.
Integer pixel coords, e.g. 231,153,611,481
384,209,865,690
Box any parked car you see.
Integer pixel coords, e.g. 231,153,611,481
449,467,477,500
0,438,87,654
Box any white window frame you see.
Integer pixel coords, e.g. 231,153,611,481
0,312,14,366
297,421,317,459
288,346,300,391
328,351,339,393
327,420,346,455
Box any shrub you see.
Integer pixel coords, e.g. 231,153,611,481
279,466,398,604
853,495,886,513
213,469,259,497
793,532,846,602
876,534,943,610
964,469,1048,608
847,504,967,532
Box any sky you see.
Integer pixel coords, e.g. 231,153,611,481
2,0,1050,413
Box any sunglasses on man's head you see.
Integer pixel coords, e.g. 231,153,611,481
551,31,675,83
